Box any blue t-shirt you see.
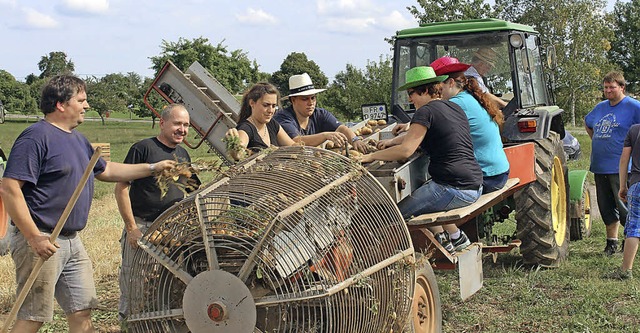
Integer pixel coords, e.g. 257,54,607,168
450,91,509,177
4,120,107,232
585,96,640,174
273,106,341,138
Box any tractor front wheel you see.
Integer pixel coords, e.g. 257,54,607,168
515,132,570,267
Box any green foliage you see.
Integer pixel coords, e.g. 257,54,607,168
149,37,268,94
323,56,393,122
408,0,494,24
37,51,75,79
271,52,328,98
609,0,640,94
0,70,38,115
86,73,146,125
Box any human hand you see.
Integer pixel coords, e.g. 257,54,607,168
127,227,143,248
352,139,368,154
226,128,239,138
325,132,348,147
377,139,393,150
392,123,410,136
153,160,176,173
28,233,59,260
355,153,374,164
619,187,628,203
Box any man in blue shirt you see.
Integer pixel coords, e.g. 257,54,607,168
273,73,367,153
585,71,640,255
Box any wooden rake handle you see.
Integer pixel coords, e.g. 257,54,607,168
1,147,102,333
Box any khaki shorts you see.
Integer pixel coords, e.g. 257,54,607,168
11,229,98,322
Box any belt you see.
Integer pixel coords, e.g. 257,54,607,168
39,227,77,237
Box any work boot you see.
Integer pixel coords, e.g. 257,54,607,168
604,239,619,256
605,268,633,280
434,232,455,254
451,230,471,252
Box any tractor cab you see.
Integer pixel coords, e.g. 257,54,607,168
391,18,564,142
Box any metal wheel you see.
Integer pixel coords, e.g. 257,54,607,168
410,258,442,333
515,132,570,267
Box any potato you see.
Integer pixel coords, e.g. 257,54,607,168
348,150,362,157
354,129,361,136
377,119,387,126
360,127,373,135
325,140,335,149
367,119,378,126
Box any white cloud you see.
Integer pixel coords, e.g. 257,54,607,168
317,0,377,15
23,8,59,29
322,16,376,33
0,0,17,7
59,0,109,15
236,8,277,25
379,10,415,31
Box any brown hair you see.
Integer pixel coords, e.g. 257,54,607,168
412,82,443,99
239,82,280,123
448,72,504,127
603,71,626,88
40,75,86,115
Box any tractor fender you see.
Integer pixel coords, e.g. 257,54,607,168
568,170,589,203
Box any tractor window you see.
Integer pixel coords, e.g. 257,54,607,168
393,34,515,113
514,35,549,107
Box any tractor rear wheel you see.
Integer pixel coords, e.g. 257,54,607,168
515,132,570,267
406,255,442,333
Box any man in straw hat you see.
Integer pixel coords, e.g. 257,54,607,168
274,73,368,153
358,66,482,254
465,47,507,109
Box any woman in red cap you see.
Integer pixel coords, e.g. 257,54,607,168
430,56,510,194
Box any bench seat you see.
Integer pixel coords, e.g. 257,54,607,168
406,178,520,227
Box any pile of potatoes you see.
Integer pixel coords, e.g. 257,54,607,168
354,119,387,137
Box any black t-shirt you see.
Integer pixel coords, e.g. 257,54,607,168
124,137,200,221
411,99,483,189
236,120,281,151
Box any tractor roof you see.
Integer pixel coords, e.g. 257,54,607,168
396,18,537,39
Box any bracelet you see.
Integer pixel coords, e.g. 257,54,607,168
352,136,363,142
149,163,156,172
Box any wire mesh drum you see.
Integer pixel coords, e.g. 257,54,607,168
126,146,416,333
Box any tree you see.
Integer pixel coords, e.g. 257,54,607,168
38,51,75,79
494,0,614,126
271,52,328,99
609,0,640,94
323,56,393,122
0,70,38,116
408,0,494,24
149,37,268,94
86,73,141,125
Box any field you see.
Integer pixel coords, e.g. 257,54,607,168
0,119,639,332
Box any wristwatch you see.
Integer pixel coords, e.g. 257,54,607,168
352,136,363,142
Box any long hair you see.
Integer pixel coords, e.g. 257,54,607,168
40,75,86,115
239,82,280,123
448,71,503,127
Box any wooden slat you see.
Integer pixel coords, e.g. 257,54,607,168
91,143,111,161
407,178,520,226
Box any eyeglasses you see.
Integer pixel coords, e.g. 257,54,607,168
407,89,416,97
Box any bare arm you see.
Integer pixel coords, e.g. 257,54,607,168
619,146,632,202
585,124,594,139
114,181,143,247
337,125,367,153
360,123,426,163
488,93,508,109
0,178,58,259
96,160,174,183
277,127,296,146
293,132,347,147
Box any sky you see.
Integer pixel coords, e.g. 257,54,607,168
0,0,621,83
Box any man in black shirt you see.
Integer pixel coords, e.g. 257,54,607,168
114,104,200,322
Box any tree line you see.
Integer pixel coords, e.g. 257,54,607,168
0,0,638,127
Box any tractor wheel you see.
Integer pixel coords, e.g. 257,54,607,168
515,132,570,267
570,186,592,241
406,255,442,333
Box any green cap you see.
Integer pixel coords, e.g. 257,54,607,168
397,66,448,91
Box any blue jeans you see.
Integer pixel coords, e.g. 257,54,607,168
398,180,482,219
483,170,510,194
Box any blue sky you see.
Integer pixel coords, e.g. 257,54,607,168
0,0,621,83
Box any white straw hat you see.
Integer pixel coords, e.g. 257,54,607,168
285,73,326,97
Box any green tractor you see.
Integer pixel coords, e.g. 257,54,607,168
389,19,591,333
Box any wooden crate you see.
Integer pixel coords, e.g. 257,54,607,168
91,143,111,161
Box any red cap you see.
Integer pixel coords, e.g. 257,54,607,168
430,56,472,76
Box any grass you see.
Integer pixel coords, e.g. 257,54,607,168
0,122,639,332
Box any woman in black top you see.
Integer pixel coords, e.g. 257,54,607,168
226,82,295,153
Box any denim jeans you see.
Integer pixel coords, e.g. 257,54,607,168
398,180,482,219
482,170,510,194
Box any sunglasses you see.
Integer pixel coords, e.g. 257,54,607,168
407,89,417,97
